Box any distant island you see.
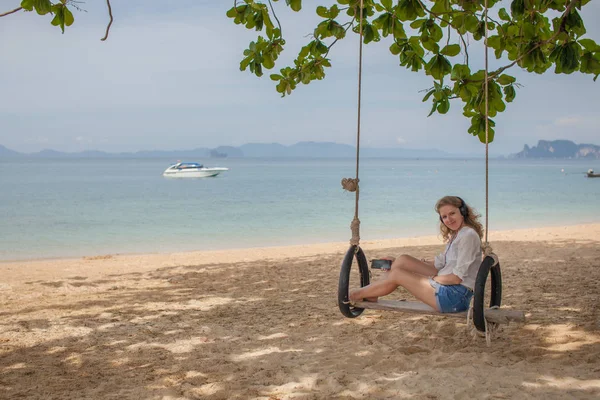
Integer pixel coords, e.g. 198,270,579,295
4,139,598,160
512,140,600,159
0,142,453,159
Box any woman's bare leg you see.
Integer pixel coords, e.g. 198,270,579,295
392,254,438,276
349,264,439,310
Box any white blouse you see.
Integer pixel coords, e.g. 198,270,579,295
434,226,482,290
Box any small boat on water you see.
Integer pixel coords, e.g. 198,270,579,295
587,169,600,178
163,162,229,178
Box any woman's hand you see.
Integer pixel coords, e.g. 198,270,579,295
420,258,434,267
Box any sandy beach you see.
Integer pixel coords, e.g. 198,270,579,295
1,224,599,399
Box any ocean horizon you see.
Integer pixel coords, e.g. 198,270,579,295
1,157,599,261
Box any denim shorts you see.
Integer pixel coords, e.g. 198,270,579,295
429,278,473,313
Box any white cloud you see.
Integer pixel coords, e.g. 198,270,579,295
553,115,600,129
555,116,585,127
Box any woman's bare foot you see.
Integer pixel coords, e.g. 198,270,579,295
348,289,378,303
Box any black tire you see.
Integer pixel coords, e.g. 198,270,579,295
337,245,371,318
473,256,502,332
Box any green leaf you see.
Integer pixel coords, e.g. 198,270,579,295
287,0,302,12
397,0,425,21
503,85,516,102
21,0,52,15
578,39,600,52
316,6,328,18
299,45,310,59
421,37,439,53
440,44,461,57
422,88,435,102
263,54,275,69
468,114,495,143
316,41,328,54
511,0,525,19
425,55,452,80
410,19,426,29
363,24,380,44
429,23,443,42
464,16,479,32
478,127,494,143
486,36,502,50
226,6,240,18
496,74,516,85
50,4,66,33
64,7,74,27
431,0,451,14
329,5,340,19
580,51,600,76
20,0,34,11
393,20,407,40
451,64,471,81
498,8,511,21
437,97,450,114
262,9,274,32
428,100,438,117
564,9,586,37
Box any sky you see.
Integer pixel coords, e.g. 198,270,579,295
1,0,599,156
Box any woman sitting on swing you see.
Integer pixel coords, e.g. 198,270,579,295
349,195,484,313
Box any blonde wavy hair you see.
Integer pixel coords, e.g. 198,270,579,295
435,196,484,242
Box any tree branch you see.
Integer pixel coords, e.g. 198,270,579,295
100,0,113,41
0,6,22,17
459,32,469,66
267,0,283,38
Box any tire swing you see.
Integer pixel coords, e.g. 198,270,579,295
471,255,503,334
337,244,369,318
336,0,525,341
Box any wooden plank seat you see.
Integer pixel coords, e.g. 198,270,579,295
352,299,526,325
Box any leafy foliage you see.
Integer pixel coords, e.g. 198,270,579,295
20,0,74,33
227,0,599,143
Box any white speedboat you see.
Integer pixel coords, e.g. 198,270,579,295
162,162,229,178
587,169,600,178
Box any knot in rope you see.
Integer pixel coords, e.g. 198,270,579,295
350,217,361,246
466,298,498,347
482,242,499,266
341,178,359,192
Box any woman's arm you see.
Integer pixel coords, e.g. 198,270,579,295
433,252,445,271
452,230,481,282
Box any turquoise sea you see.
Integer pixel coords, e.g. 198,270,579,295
1,157,599,261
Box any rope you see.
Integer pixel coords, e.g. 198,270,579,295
482,243,499,266
342,0,364,246
341,178,359,192
466,299,473,332
484,306,500,347
466,298,499,346
477,2,500,346
484,0,490,246
350,217,360,246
